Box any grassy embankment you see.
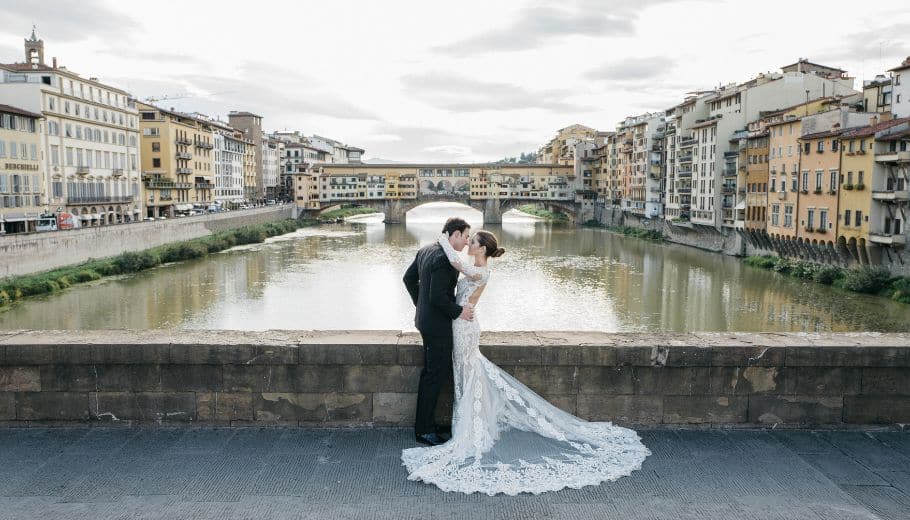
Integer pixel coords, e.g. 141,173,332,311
0,218,314,307
744,255,910,304
517,204,570,222
583,220,663,241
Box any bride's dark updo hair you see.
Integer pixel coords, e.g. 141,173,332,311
476,230,505,258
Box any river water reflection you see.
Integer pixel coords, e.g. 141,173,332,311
2,203,908,332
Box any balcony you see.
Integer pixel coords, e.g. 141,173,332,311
66,195,134,204
76,166,89,175
176,152,193,160
872,190,910,202
677,170,692,178
777,191,787,200
195,141,214,150
724,151,739,158
723,168,737,177
176,167,193,174
875,150,910,163
869,233,907,246
145,179,176,189
195,182,215,190
678,154,693,163
111,168,124,177
677,187,692,194
722,185,735,194
679,138,697,147
176,137,192,145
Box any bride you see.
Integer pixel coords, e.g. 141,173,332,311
401,230,651,496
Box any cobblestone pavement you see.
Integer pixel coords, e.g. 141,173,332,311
0,427,908,519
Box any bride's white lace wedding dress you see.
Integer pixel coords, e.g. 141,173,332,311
401,235,650,496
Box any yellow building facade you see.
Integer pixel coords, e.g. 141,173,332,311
0,105,44,233
767,117,802,240
796,129,841,243
137,102,215,218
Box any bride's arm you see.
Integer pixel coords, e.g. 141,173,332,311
437,233,482,280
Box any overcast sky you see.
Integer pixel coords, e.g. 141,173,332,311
1,0,908,162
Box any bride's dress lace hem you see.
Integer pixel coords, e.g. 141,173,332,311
401,430,650,496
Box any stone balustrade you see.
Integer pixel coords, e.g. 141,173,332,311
0,330,908,428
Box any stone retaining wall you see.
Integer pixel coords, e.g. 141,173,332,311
1,330,908,428
0,205,295,278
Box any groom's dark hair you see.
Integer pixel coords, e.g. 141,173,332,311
442,217,470,236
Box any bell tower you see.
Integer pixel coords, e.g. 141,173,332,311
24,25,45,68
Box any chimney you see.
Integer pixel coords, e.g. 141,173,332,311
870,115,879,127
52,56,57,68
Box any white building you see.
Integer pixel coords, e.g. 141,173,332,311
889,58,910,118
212,122,245,208
0,30,142,225
261,136,281,200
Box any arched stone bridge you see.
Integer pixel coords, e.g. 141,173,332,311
318,195,583,224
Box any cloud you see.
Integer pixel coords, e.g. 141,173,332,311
433,6,634,57
813,22,910,67
585,56,676,82
0,0,136,43
401,72,594,113
360,123,540,162
109,59,377,124
99,49,205,65
424,145,472,157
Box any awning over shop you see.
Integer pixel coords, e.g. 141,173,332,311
0,212,31,222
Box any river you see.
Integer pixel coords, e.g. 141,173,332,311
1,203,908,332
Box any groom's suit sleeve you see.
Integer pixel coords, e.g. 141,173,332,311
428,254,462,320
403,252,420,306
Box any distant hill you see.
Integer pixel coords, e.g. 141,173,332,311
362,158,408,164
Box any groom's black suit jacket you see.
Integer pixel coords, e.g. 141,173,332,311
403,243,462,335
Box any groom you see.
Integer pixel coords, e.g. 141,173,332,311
403,217,475,446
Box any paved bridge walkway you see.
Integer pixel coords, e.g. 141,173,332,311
0,427,908,519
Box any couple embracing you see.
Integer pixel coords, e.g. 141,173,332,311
401,217,650,496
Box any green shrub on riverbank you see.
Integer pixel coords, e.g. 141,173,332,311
582,220,663,241
517,204,570,222
744,255,910,303
607,225,663,241
0,218,310,307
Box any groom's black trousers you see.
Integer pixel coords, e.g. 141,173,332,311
415,331,454,435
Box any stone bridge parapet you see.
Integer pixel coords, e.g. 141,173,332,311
0,330,908,428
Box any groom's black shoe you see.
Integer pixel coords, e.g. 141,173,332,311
415,433,446,446
435,425,451,442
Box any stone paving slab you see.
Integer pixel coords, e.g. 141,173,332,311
0,427,908,519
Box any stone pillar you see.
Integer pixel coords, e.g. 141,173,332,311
483,199,502,224
384,199,406,224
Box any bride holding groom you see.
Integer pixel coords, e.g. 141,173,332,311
402,217,650,496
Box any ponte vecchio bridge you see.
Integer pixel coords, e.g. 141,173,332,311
295,163,592,224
